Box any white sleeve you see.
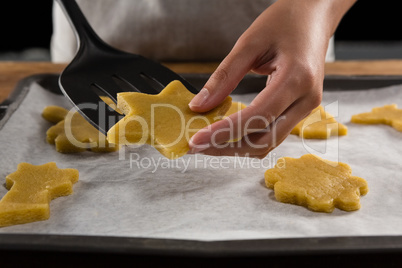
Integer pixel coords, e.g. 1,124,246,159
50,1,77,63
325,36,336,62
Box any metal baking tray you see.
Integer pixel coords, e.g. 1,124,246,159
1,73,402,266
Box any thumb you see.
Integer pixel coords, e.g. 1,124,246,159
189,48,253,113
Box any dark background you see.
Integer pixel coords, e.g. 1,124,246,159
335,0,400,41
0,0,400,54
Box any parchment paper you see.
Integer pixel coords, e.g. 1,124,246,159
1,81,402,241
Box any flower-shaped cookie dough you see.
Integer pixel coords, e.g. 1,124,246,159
351,104,402,132
42,106,119,153
0,162,79,227
107,80,232,159
265,154,368,213
291,105,348,139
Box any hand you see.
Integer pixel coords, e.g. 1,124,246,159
188,0,356,158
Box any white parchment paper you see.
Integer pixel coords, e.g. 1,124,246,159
1,81,402,241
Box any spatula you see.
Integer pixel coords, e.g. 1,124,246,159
56,0,198,135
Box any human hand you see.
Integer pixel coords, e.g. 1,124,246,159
188,0,356,158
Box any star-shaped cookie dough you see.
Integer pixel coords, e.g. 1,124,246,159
224,101,247,142
291,105,348,139
107,80,232,159
351,104,402,132
0,162,79,227
224,101,247,117
42,106,119,153
99,96,123,114
265,154,368,213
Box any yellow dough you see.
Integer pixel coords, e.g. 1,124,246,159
0,162,79,228
265,154,368,213
107,80,232,159
42,106,119,153
224,101,247,117
351,104,402,132
291,105,348,139
224,101,247,142
99,96,123,114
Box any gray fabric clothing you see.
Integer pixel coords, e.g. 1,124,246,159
51,0,334,62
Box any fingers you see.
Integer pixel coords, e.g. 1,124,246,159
188,43,256,113
194,99,312,158
189,67,301,152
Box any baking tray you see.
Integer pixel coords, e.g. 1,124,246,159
1,73,402,266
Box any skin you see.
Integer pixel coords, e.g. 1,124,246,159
188,0,357,158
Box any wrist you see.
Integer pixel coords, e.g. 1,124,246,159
276,0,357,39
325,0,357,36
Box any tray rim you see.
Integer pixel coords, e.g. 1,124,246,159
1,233,402,257
2,73,402,257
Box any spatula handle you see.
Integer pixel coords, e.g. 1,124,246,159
55,0,108,50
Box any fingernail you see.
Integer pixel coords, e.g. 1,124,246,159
189,145,209,154
189,88,209,108
188,137,210,154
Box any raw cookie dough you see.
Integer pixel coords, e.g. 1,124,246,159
224,101,247,117
0,162,79,228
265,154,368,213
42,106,119,153
351,104,402,132
224,102,247,142
100,96,123,114
107,80,232,159
291,105,348,139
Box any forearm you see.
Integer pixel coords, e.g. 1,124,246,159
326,0,357,35
278,0,357,38
246,0,357,68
